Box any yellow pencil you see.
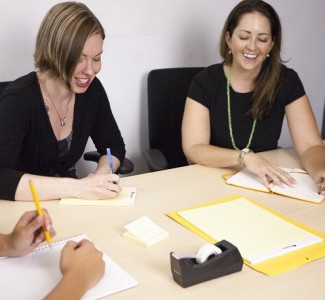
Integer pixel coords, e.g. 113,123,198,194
28,180,51,244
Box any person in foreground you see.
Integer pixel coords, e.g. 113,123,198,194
182,0,325,192
0,2,125,201
0,210,105,299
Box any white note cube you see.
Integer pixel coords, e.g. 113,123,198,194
123,216,169,247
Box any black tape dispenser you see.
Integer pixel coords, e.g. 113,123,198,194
170,240,243,288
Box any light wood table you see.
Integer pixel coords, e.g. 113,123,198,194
1,147,325,300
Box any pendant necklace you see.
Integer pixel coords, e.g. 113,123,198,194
226,65,257,150
45,82,72,126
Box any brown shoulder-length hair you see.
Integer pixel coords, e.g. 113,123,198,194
220,0,283,119
34,2,105,90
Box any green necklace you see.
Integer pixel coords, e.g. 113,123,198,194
226,65,257,150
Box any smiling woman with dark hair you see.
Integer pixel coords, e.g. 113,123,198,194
182,0,325,192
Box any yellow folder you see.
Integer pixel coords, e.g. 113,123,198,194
166,195,325,276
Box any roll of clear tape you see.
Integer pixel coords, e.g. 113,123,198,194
195,243,222,264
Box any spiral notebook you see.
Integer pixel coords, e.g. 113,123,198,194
0,234,138,300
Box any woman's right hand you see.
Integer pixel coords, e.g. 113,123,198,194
78,173,121,199
4,209,56,257
243,151,296,189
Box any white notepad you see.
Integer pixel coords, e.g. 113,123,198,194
0,234,138,300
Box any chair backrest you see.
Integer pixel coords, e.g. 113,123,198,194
147,67,204,169
0,81,11,96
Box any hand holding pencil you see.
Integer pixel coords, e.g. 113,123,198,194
4,209,56,257
29,180,52,244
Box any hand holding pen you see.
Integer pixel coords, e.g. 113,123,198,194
317,177,325,195
318,177,325,195
106,148,114,174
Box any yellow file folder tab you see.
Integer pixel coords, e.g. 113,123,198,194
123,216,169,247
60,187,136,206
166,195,325,276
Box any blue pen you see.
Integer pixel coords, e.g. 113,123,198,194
106,148,114,174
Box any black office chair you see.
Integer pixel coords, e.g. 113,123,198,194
83,151,133,174
143,67,204,172
0,81,11,94
0,81,133,175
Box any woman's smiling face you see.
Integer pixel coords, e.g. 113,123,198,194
71,33,103,93
226,12,274,72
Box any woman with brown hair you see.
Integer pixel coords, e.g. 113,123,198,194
0,2,125,201
182,0,325,191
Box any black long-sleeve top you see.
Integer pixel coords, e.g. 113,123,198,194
0,72,125,200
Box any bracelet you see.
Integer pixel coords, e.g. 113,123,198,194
239,148,252,167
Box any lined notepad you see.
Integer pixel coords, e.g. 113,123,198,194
60,187,136,206
123,216,169,247
177,197,322,264
167,195,325,276
0,235,138,300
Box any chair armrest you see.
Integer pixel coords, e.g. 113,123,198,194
83,151,134,175
118,157,134,175
83,151,100,163
143,149,168,172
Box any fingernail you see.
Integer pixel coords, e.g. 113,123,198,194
35,237,42,243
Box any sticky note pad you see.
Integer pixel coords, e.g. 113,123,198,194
123,216,169,247
60,187,136,206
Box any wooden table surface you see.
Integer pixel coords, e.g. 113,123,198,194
1,146,325,300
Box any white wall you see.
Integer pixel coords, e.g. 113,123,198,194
1,0,325,176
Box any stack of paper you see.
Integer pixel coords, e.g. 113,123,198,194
177,197,322,264
167,195,325,276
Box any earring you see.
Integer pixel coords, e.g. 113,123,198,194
267,53,270,57
228,50,232,54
